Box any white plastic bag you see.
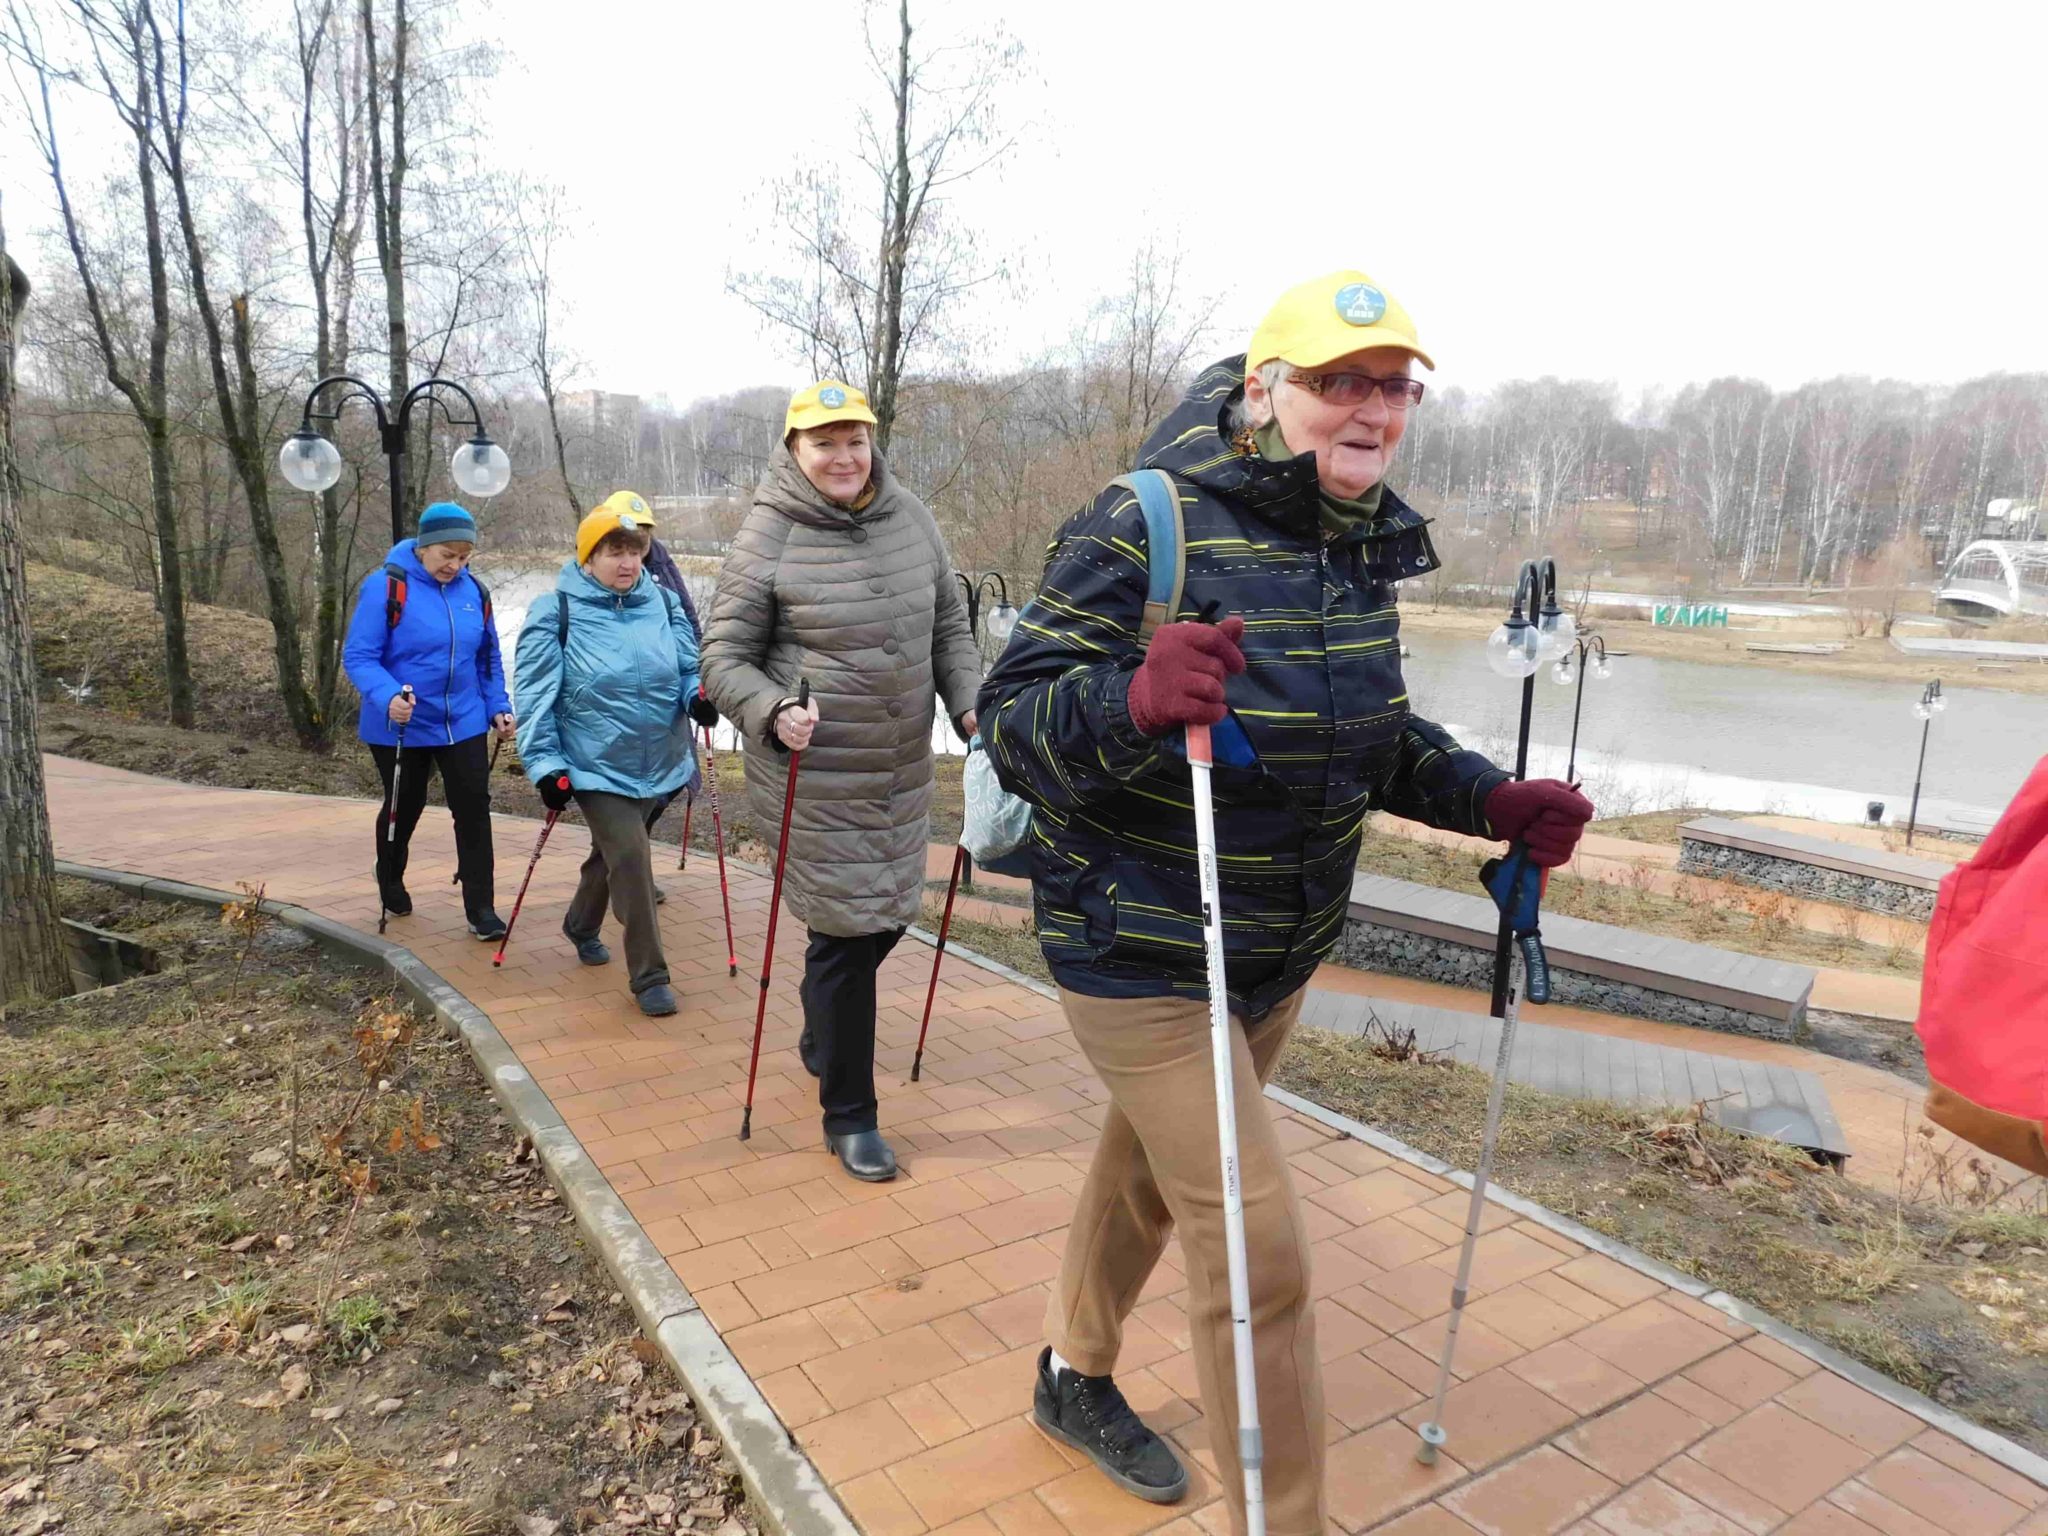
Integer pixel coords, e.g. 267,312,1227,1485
960,740,1032,865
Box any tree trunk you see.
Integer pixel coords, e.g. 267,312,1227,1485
868,0,913,452
0,238,71,1007
363,0,414,521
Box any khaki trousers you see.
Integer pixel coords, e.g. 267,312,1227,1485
1047,987,1324,1536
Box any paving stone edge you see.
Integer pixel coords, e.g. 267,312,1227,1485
54,860,861,1536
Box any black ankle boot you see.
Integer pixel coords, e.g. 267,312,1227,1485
824,1129,896,1182
1032,1347,1187,1504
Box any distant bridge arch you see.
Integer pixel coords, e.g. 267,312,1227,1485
1934,540,2048,619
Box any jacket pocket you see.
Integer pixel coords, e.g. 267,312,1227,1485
1104,855,1204,970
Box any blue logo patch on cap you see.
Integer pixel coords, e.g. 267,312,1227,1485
617,512,639,531
819,385,847,408
630,497,647,514
1335,283,1388,326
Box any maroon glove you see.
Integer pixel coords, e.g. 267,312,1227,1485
1485,779,1595,868
1126,617,1247,736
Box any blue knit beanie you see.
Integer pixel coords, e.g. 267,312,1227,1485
416,502,478,545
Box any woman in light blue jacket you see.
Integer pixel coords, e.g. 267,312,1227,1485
514,496,709,1016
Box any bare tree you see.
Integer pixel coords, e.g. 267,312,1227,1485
144,0,322,746
0,211,69,1005
9,0,195,726
509,178,580,520
729,0,1020,451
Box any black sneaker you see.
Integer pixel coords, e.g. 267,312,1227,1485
1032,1347,1188,1504
377,879,413,917
467,909,508,942
565,929,610,966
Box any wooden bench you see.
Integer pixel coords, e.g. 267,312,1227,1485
1677,816,1947,921
1334,873,1815,1039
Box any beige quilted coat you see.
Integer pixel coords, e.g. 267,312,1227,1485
701,446,981,937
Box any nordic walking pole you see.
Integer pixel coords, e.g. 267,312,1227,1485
492,775,570,969
1187,720,1265,1536
741,679,808,1141
378,685,415,935
699,720,738,978
1419,564,1544,1468
679,788,695,872
912,844,967,1082
385,686,414,845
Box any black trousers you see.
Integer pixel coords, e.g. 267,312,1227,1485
370,731,494,915
802,928,903,1136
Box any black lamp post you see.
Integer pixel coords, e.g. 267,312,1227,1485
1906,678,1946,847
278,375,511,543
956,571,1019,644
1549,631,1611,784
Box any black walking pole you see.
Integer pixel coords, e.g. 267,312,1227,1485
378,685,414,935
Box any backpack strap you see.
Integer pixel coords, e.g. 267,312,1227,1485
1111,469,1185,650
382,562,408,629
557,592,569,648
1113,468,1258,770
472,575,492,625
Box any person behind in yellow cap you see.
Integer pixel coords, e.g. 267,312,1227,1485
514,493,709,1018
975,271,1593,1530
702,379,982,1184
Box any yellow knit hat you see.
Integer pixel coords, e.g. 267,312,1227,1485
576,490,655,566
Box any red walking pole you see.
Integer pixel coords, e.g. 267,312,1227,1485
493,775,570,969
699,721,738,978
741,681,808,1141
911,845,966,1082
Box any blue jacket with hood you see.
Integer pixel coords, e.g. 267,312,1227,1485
342,538,510,749
513,560,700,801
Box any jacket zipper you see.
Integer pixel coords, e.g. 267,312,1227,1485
442,580,458,745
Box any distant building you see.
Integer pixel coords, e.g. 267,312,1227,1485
559,389,643,441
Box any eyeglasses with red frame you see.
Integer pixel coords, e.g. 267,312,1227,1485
1287,370,1426,410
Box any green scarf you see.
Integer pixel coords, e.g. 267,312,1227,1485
1252,419,1383,537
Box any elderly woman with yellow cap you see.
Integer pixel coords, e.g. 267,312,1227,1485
514,492,709,1017
702,381,981,1183
977,273,1593,1529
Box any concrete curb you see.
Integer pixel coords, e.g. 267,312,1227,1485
909,927,2048,1493
55,860,861,1536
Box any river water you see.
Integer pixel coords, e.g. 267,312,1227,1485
486,559,2040,828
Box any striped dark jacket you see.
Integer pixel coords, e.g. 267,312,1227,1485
975,356,1507,1019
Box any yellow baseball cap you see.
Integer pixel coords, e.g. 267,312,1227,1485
576,490,656,566
784,379,879,436
1246,269,1434,373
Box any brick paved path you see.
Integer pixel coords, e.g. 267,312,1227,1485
46,757,2047,1536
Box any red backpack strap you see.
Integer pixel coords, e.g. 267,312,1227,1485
383,562,408,629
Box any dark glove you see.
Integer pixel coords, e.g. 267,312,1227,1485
1485,778,1595,868
1125,617,1247,737
537,774,574,813
688,692,720,730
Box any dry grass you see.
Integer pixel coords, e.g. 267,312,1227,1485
1,880,760,1536
1276,1025,2048,1447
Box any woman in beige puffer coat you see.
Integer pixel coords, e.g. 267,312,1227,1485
701,380,981,1182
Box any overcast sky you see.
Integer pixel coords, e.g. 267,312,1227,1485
16,0,2044,409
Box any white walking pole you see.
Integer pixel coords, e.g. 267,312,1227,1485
1416,944,1524,1465
1187,722,1265,1536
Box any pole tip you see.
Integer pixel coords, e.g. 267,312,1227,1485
739,1111,752,1142
1415,1423,1446,1465
910,1056,922,1083
728,963,737,977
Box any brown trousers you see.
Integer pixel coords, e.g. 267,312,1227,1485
1047,987,1323,1536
